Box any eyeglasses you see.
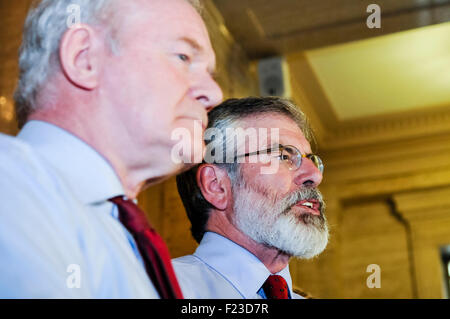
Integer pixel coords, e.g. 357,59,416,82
235,144,324,174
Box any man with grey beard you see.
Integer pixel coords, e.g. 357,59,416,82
174,97,329,299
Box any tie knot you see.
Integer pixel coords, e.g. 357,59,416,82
262,275,289,299
109,196,150,233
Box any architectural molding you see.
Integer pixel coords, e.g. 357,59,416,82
393,186,450,222
323,106,450,150
333,167,450,201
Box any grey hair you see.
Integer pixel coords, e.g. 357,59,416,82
14,0,122,127
176,96,315,243
14,0,203,128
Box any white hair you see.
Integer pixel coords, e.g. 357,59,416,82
233,181,329,259
14,0,203,127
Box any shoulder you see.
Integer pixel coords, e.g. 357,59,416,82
173,255,209,278
0,133,80,243
173,255,243,299
173,255,210,298
0,133,36,164
0,134,51,204
0,133,51,185
0,135,88,297
0,132,69,193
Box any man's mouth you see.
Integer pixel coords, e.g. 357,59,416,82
295,199,320,216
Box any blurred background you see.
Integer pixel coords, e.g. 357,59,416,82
1,0,449,298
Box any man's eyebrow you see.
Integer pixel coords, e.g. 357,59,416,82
177,37,202,52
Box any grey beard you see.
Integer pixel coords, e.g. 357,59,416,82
279,187,328,232
232,182,329,259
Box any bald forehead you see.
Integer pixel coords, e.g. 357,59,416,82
114,0,215,67
117,0,208,40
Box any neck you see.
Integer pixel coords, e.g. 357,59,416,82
28,110,148,200
207,211,291,274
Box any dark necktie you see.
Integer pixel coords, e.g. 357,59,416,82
110,196,183,299
262,275,290,299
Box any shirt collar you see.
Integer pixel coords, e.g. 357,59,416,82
193,232,294,298
18,120,124,205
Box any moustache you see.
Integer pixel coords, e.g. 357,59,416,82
280,187,325,217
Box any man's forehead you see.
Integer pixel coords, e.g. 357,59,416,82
239,114,303,135
123,0,211,44
236,114,311,153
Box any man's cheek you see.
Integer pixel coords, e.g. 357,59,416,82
256,173,291,197
260,157,280,175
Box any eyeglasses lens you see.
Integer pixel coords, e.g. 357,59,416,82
308,154,324,174
281,146,300,170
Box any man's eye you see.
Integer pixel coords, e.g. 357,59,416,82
178,54,190,62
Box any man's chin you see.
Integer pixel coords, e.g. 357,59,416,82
268,218,329,259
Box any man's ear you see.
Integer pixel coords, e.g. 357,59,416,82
196,164,231,211
59,24,102,90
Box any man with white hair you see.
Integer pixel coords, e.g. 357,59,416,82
0,0,222,298
174,97,328,299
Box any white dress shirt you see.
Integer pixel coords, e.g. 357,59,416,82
173,232,304,299
0,121,159,298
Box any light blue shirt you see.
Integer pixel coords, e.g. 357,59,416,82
173,232,303,299
0,121,159,298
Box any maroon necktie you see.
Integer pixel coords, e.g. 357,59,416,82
110,196,183,299
262,275,290,299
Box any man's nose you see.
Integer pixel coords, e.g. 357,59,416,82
293,157,323,188
193,75,223,111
